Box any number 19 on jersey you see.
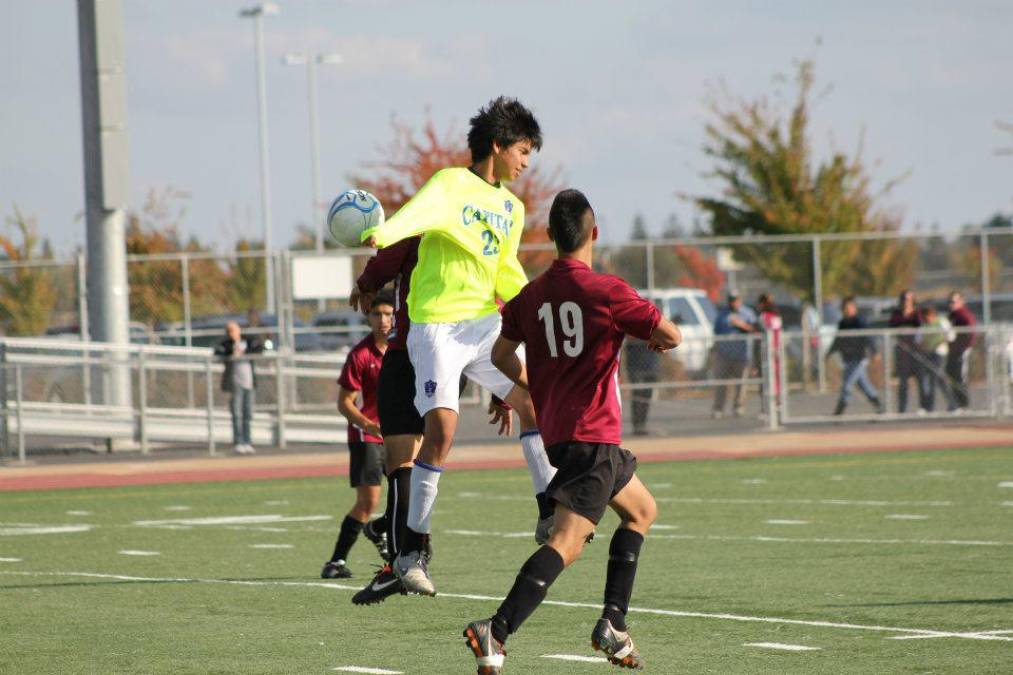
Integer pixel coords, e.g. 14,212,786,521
537,302,584,357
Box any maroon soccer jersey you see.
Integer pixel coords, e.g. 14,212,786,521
500,258,661,447
337,335,385,443
356,236,419,351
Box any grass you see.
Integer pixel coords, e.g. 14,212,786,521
1,446,1011,674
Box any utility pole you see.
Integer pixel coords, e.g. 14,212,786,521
239,2,279,313
77,0,131,408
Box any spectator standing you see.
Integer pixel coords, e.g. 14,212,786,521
946,291,977,410
918,305,956,412
623,338,659,436
888,289,927,413
827,297,882,415
711,290,757,418
215,321,264,454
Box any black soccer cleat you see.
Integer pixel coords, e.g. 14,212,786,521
351,564,404,605
362,520,391,562
463,619,506,675
321,560,352,579
591,618,644,670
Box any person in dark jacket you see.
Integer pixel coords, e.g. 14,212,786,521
827,296,883,415
945,291,977,410
214,321,265,454
888,289,928,413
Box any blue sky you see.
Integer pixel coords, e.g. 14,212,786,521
1,0,1011,254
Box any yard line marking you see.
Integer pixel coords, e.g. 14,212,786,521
118,550,160,556
3,571,1010,643
651,534,1012,547
656,497,952,507
264,500,290,505
652,524,678,530
163,505,191,512
741,479,768,485
649,482,672,488
1003,502,1013,507
924,470,954,477
765,520,811,525
0,525,93,536
0,557,22,562
541,654,608,663
133,514,331,527
332,667,403,674
65,510,92,516
250,544,293,549
743,642,820,651
998,481,1013,488
885,514,929,520
889,629,1013,641
446,529,532,539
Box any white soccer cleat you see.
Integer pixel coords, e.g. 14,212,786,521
393,550,436,596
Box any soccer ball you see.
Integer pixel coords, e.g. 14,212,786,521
326,189,384,247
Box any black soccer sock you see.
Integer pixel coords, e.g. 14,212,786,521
535,492,553,520
491,545,565,643
367,514,388,538
601,528,644,632
387,467,412,557
403,526,427,555
331,515,364,563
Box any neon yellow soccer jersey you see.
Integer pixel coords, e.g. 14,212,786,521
361,167,528,324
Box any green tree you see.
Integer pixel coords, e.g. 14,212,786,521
0,207,57,336
227,238,267,313
689,60,917,299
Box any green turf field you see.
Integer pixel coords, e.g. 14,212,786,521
1,447,1011,674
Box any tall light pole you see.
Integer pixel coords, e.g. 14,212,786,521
282,52,342,254
239,2,278,313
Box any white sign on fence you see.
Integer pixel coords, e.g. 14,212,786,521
291,255,354,300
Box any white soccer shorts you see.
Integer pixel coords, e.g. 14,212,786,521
407,312,519,416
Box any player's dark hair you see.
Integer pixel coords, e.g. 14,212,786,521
468,96,543,163
548,189,594,253
371,289,395,309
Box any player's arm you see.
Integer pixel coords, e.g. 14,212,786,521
490,335,529,390
494,204,528,302
362,174,447,248
337,386,382,438
351,236,417,312
647,317,682,352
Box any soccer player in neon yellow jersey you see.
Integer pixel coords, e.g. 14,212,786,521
362,97,557,596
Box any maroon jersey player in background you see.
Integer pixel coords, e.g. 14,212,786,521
464,189,681,673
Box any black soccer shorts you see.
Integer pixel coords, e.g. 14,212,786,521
377,348,424,437
348,441,385,488
544,441,638,525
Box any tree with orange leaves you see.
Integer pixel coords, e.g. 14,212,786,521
352,116,564,272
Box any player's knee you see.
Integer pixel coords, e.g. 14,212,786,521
626,495,657,530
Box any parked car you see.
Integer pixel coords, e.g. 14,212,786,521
638,288,717,375
312,310,368,352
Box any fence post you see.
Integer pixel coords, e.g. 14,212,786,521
205,356,216,456
778,330,789,423
0,343,8,461
883,331,894,414
764,332,779,430
811,236,826,393
15,363,25,463
980,229,991,326
274,353,287,449
137,350,149,455
645,242,655,296
182,255,195,408
78,253,93,408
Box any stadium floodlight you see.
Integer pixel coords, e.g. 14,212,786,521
282,52,344,254
239,2,279,312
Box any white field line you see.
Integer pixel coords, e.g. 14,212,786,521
743,642,820,651
0,525,93,536
65,510,92,516
163,505,192,512
2,571,1010,644
133,514,331,527
889,629,1013,641
118,550,160,556
249,544,293,549
997,481,1013,488
332,667,403,674
741,479,768,485
541,654,608,663
0,557,22,562
765,520,811,525
441,529,1011,548
651,534,1013,547
885,514,929,520
1003,502,1013,507
657,497,953,507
